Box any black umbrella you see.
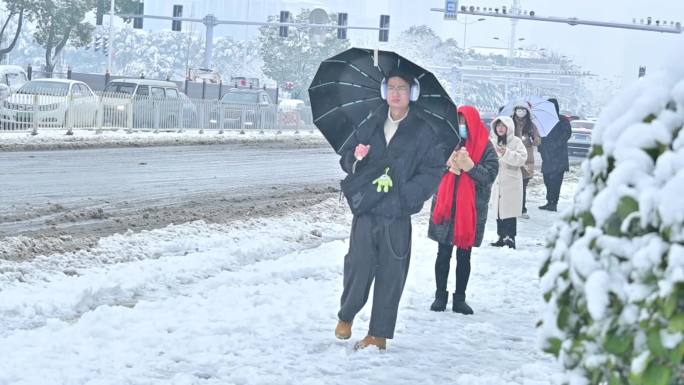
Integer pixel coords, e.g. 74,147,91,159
308,47,461,154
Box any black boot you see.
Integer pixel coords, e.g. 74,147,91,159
540,203,557,212
430,290,449,311
503,236,516,249
490,237,505,247
452,293,474,315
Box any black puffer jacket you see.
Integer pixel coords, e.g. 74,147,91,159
339,109,445,218
539,115,572,175
427,141,499,247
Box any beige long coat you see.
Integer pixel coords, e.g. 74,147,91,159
489,116,528,219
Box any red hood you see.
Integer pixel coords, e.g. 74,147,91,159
457,105,489,162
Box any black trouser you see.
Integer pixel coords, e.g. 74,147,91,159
543,171,564,205
434,243,471,295
338,215,412,339
496,218,517,238
522,177,530,213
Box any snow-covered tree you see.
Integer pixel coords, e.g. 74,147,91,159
389,25,443,65
33,0,96,74
213,37,264,83
5,20,42,68
0,0,36,61
539,48,684,384
259,9,350,100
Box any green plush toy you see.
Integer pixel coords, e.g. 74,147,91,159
372,167,393,193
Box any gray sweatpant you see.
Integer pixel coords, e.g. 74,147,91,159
337,214,412,339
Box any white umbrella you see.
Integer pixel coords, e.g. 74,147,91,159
500,96,560,137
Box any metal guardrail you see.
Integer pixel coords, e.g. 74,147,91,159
0,89,314,133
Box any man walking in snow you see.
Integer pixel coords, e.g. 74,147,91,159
538,98,572,212
335,70,444,350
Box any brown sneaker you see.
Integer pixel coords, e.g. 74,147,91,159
335,320,352,340
353,335,387,351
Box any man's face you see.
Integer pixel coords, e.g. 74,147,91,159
386,76,411,109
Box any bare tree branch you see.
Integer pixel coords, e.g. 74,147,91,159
0,9,25,55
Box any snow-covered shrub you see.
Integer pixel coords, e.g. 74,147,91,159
539,51,684,384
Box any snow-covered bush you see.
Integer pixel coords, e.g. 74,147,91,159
539,48,684,384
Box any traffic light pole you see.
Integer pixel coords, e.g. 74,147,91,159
431,7,682,34
203,15,217,71
117,13,390,69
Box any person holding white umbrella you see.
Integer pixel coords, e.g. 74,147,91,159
511,101,541,218
538,98,572,212
500,97,560,218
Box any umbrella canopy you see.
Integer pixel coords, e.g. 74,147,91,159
308,47,460,154
500,96,560,137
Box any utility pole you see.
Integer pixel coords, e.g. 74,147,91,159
107,0,115,73
508,0,520,65
506,0,521,100
202,15,217,69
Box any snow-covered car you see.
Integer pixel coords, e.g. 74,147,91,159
0,65,28,101
0,79,98,129
567,119,595,157
219,88,275,129
101,79,184,129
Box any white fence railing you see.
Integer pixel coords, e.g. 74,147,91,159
0,89,315,133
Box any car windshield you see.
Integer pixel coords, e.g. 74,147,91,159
221,92,259,104
571,121,595,130
18,81,69,96
103,82,136,94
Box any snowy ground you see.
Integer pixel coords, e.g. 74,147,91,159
0,128,328,152
0,167,581,385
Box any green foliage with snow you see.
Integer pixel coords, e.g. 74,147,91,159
539,56,684,385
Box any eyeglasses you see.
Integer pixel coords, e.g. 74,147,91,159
387,85,410,93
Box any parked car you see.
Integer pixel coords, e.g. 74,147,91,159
0,79,98,129
219,88,275,129
567,119,596,157
0,65,28,101
100,79,184,129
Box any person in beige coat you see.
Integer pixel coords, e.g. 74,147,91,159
512,102,541,218
490,116,527,249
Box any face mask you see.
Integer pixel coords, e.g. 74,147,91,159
515,109,527,118
458,124,468,139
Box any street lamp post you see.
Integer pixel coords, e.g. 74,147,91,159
457,16,485,105
492,36,525,100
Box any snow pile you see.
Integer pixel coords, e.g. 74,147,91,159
0,128,327,151
0,190,567,384
538,41,684,384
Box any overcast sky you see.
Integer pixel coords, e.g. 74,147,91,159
346,0,684,88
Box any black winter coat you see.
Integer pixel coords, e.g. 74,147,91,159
427,141,499,248
539,116,572,175
339,109,445,219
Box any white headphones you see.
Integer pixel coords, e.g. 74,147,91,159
380,77,421,102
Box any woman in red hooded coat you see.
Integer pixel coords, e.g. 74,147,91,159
427,106,499,314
